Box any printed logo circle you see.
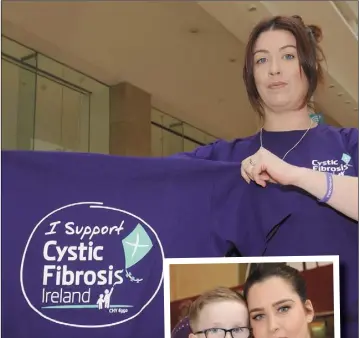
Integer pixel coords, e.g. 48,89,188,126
20,202,164,328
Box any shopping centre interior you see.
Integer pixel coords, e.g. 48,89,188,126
1,2,357,337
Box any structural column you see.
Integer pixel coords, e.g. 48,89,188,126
109,82,151,156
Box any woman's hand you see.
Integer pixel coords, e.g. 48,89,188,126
241,147,300,187
242,147,358,220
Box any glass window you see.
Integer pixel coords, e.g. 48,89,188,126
151,124,184,157
1,58,36,150
1,36,109,154
151,124,164,157
151,108,218,156
34,75,90,152
37,54,110,153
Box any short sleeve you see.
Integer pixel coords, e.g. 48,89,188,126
341,128,358,175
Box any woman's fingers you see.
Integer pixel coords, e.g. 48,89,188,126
241,165,251,184
252,163,267,187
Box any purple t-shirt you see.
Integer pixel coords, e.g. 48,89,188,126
179,123,358,338
2,151,255,338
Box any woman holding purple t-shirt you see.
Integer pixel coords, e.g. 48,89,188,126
184,15,357,221
181,15,358,338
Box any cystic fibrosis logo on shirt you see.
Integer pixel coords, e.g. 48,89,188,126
312,153,352,176
20,202,164,328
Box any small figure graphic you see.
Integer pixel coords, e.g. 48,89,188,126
96,280,123,310
104,286,115,309
97,294,105,310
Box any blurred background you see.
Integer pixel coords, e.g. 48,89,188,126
1,1,358,156
170,261,335,338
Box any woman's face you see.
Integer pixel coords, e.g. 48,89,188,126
252,29,309,114
246,277,314,338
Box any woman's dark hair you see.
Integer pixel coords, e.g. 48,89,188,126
243,15,326,118
243,263,307,303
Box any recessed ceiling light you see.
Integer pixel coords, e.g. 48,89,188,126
329,84,335,88
248,5,257,12
189,28,199,34
337,92,343,96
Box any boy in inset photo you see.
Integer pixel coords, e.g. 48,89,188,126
188,287,251,338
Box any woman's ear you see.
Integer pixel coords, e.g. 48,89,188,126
304,299,315,323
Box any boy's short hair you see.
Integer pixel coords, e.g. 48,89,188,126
188,286,246,332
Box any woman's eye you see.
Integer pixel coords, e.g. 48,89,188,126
208,328,219,333
252,314,264,321
278,306,290,313
256,57,267,64
283,54,295,60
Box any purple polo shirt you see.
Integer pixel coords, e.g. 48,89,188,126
2,151,254,338
179,124,358,338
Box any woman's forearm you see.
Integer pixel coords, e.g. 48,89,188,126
290,167,358,221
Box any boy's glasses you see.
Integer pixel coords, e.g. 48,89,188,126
193,327,252,338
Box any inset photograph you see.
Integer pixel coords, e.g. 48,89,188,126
164,256,339,338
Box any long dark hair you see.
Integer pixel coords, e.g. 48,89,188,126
243,263,307,302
